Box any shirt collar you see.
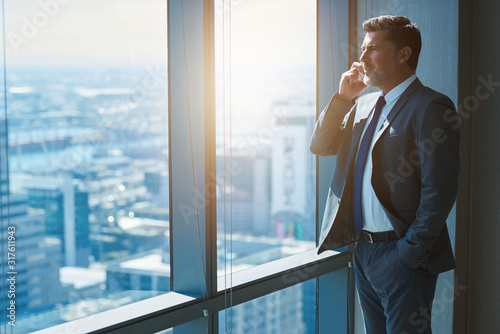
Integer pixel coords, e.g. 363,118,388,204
381,74,417,105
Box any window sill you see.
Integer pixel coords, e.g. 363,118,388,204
34,249,349,334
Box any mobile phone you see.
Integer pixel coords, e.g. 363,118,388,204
358,68,365,82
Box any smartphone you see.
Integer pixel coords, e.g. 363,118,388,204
359,69,365,82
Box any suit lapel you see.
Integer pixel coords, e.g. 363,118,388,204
373,79,423,145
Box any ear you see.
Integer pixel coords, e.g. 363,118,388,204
398,46,412,65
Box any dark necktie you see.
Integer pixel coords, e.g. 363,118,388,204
353,96,386,234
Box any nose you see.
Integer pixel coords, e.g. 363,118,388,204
359,50,368,63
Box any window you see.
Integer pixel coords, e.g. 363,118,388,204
2,1,169,331
0,1,354,333
218,279,316,334
215,0,317,278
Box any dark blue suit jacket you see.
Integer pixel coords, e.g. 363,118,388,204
310,79,460,275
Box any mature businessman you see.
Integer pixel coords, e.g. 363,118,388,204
310,16,459,333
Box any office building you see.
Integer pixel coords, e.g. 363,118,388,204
11,175,91,267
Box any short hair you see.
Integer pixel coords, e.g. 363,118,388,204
363,15,421,71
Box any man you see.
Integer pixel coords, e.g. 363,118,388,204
310,15,459,333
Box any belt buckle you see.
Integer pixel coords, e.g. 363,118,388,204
363,231,374,243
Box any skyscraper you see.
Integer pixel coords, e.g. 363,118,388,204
271,101,316,242
1,98,71,320
22,177,91,267
0,195,72,320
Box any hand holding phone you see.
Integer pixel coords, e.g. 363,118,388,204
338,62,368,102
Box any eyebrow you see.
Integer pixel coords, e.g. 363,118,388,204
361,44,378,51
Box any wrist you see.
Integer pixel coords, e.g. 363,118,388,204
336,93,355,104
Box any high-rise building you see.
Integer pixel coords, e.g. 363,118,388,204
216,152,271,236
13,175,91,267
271,101,316,242
0,194,72,316
220,283,306,334
1,100,71,319
144,168,169,209
106,251,170,292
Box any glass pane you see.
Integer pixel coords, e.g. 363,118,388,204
215,0,317,278
218,279,316,333
1,1,169,332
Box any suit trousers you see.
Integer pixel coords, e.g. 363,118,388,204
354,236,439,334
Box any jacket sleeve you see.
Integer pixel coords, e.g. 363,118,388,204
310,93,355,156
397,96,460,269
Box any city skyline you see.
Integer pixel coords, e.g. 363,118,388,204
1,63,317,333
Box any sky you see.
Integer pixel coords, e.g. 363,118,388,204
2,0,315,68
3,0,168,67
214,0,315,65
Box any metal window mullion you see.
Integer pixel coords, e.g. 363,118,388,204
168,2,209,334
317,1,353,333
202,0,218,332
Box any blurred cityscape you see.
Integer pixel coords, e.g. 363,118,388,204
0,65,317,333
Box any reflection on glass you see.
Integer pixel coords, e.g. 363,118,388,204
1,1,169,332
218,279,316,334
215,0,317,277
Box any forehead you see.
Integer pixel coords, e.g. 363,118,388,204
362,30,390,47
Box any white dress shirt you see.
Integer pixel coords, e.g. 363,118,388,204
361,74,417,232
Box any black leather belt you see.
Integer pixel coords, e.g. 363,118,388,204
362,230,399,243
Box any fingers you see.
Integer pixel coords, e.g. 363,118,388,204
350,62,366,78
341,72,354,85
342,65,362,85
339,62,368,101
350,62,363,71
